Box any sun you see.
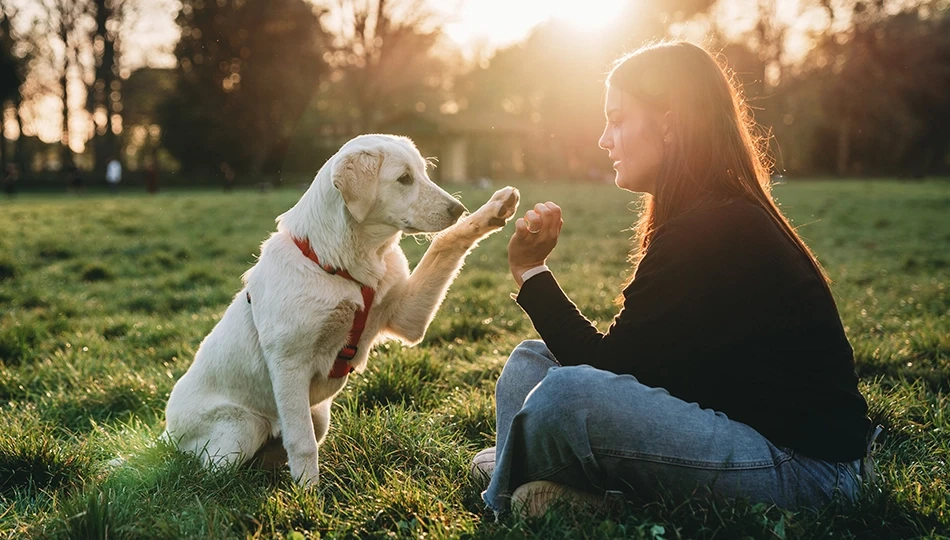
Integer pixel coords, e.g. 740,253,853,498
441,0,631,53
548,0,630,31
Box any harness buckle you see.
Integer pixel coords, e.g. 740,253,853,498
338,345,358,360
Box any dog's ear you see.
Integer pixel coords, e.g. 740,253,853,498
332,150,382,223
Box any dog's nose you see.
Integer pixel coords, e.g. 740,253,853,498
448,200,466,221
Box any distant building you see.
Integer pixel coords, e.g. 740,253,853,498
376,110,542,184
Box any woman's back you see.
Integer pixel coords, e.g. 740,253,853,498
635,197,868,461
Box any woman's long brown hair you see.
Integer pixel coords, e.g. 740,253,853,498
608,42,831,299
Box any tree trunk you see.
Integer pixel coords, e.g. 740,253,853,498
836,112,851,177
13,93,22,169
90,0,117,171
60,24,72,165
0,102,6,174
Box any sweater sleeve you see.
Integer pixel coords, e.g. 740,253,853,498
516,209,766,385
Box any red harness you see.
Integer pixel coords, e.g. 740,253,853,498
293,236,376,378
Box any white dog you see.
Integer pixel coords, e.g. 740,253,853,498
163,134,519,486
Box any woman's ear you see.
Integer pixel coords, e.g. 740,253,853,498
662,110,675,145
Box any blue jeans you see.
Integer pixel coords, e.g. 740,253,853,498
483,340,862,514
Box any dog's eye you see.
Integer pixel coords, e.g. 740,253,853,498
397,174,413,185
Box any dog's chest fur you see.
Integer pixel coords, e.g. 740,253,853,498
297,243,408,404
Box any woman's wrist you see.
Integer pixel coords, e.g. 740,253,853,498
511,264,549,287
521,265,550,282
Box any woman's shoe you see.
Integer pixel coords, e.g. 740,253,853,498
470,446,496,485
510,480,603,518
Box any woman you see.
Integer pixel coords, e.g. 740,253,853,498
475,41,872,517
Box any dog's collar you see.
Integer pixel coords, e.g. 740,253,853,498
292,236,375,379
292,236,361,283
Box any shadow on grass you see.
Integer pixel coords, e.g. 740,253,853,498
0,423,93,499
40,440,286,538
43,379,167,434
469,485,948,540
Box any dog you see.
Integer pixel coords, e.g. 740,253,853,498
163,134,520,486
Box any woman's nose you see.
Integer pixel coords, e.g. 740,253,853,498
598,131,611,150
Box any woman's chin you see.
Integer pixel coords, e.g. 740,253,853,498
616,173,654,195
615,173,636,193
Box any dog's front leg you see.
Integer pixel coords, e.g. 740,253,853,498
384,187,519,343
269,367,322,487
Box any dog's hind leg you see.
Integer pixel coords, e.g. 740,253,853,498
189,406,270,470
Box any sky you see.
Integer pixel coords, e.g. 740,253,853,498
121,0,823,70
14,0,831,150
122,0,644,70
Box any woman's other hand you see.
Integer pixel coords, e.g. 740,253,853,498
508,201,563,286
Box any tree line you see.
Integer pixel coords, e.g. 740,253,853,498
1,0,948,187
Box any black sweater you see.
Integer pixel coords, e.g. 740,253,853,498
517,198,870,462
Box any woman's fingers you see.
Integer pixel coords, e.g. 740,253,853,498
515,217,529,237
531,202,561,236
525,210,541,233
519,201,563,236
543,201,564,235
534,203,549,227
509,201,563,284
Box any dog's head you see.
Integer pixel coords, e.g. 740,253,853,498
330,134,466,233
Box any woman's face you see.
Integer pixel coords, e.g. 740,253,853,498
598,85,666,195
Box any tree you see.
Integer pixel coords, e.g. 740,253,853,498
318,0,451,132
0,1,27,172
121,66,175,168
86,0,121,170
2,1,54,175
783,1,950,176
453,0,721,181
41,0,89,165
160,0,332,176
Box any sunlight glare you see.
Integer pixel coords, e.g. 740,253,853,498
549,0,629,31
442,0,631,54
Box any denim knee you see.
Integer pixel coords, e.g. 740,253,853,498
518,365,645,441
529,365,615,402
518,366,593,430
496,340,554,394
509,367,603,479
508,339,551,362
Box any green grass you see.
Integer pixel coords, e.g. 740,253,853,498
0,180,948,538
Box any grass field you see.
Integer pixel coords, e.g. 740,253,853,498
0,180,948,539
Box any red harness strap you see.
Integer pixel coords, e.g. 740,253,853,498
292,236,376,379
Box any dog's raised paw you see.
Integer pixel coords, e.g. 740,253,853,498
467,186,521,232
496,187,520,219
484,187,520,227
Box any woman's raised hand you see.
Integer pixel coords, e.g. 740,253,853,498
508,201,563,286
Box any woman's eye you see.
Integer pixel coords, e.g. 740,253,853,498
397,174,413,185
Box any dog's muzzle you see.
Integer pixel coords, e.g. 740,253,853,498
448,200,466,221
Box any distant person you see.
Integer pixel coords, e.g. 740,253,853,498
474,41,876,518
145,160,159,194
220,162,236,191
3,163,18,197
106,158,122,193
